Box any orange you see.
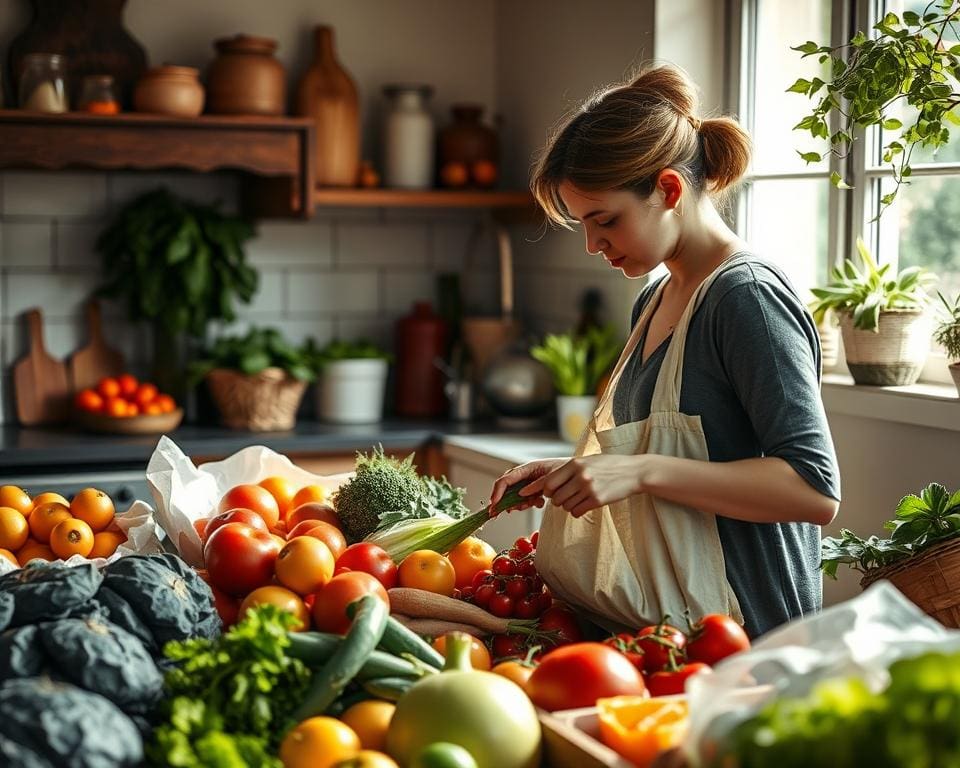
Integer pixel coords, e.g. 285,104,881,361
126,402,140,417
471,159,498,187
70,488,116,532
134,382,158,408
31,491,68,509
155,394,176,413
291,484,327,510
17,540,55,565
117,373,139,398
0,486,32,516
432,633,492,671
279,717,360,768
218,484,281,529
339,700,396,752
398,550,456,596
259,476,296,516
596,696,689,768
49,518,94,559
28,502,72,544
89,530,126,559
447,536,497,590
105,397,128,418
74,388,104,413
440,161,469,188
492,659,535,689
0,507,29,551
275,537,335,596
0,548,18,568
145,403,164,415
97,377,121,399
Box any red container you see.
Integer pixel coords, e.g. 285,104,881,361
394,302,448,417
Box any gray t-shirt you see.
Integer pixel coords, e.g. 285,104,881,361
611,254,840,638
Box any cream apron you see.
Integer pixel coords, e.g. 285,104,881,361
535,256,746,630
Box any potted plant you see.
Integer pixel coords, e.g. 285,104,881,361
809,237,937,385
307,338,391,424
96,188,258,396
531,325,622,443
189,327,314,431
935,291,960,395
821,482,960,627
808,302,840,370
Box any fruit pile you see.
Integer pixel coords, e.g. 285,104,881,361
0,485,126,566
74,374,177,418
457,533,553,620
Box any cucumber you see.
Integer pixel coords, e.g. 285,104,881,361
379,614,446,668
361,675,417,702
292,595,389,721
324,687,372,717
287,631,435,679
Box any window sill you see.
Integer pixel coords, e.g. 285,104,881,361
822,373,960,432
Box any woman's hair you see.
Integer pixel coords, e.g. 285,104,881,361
531,64,751,227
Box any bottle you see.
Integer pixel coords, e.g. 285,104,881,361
394,302,448,417
77,75,119,115
382,84,435,189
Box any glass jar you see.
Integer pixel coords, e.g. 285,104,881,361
77,75,119,115
18,53,68,113
382,84,435,189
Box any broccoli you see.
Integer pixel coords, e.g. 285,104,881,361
333,447,423,541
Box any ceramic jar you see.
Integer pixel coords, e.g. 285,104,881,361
207,34,285,116
439,105,498,163
18,53,68,112
134,65,204,117
382,84,435,189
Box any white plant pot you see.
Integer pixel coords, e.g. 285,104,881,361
317,359,388,424
556,394,597,444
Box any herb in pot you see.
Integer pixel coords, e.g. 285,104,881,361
530,324,623,396
189,327,316,384
934,291,960,364
306,337,391,370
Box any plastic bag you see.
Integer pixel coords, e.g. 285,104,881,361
684,581,960,765
146,435,352,567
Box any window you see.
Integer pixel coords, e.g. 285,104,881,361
733,0,959,383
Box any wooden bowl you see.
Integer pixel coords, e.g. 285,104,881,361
73,407,184,435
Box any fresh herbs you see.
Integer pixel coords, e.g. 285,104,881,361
821,482,960,578
934,291,960,362
147,606,311,768
306,338,390,370
531,324,623,396
189,327,316,384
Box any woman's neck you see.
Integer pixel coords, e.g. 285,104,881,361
663,198,746,292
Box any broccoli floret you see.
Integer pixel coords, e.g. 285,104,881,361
333,447,423,541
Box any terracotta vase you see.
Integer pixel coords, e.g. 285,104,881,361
439,104,498,165
133,65,204,117
295,25,359,187
207,34,286,116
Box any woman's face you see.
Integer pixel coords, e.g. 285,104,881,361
558,179,680,278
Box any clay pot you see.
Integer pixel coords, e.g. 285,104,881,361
207,34,285,116
133,65,204,117
440,104,498,165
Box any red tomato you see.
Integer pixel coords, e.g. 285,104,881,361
334,542,398,590
686,614,751,666
636,622,687,673
538,604,583,648
311,571,390,634
293,520,347,560
603,632,646,671
527,642,647,711
491,633,529,661
217,484,280,529
203,522,281,597
646,662,711,697
488,593,515,618
286,501,340,530
204,508,269,542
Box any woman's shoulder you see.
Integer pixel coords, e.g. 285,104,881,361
707,253,806,309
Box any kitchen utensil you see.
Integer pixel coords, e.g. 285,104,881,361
69,299,125,393
14,308,70,425
481,344,554,424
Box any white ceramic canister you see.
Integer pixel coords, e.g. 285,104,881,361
317,358,389,424
382,84,435,189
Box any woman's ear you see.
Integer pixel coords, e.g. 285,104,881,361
655,169,684,211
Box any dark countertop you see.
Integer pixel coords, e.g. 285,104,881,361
0,418,490,473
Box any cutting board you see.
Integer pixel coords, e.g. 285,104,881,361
14,308,70,425
69,299,125,393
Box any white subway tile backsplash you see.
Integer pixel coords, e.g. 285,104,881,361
248,222,333,267
337,224,429,266
384,270,441,314
3,172,108,217
462,269,501,316
336,315,391,349
2,317,83,366
55,221,102,267
1,221,53,267
3,271,100,322
236,270,286,318
287,270,380,315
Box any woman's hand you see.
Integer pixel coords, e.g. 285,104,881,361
489,458,569,513
520,454,645,517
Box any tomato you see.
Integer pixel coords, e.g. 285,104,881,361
513,536,535,556
258,476,296,516
530,530,539,548
491,555,515,577
296,520,347,561
287,501,341,530
470,569,494,590
203,522,281,596
204,508,269,541
217,484,280,529
239,585,310,631
504,577,530,600
117,373,139,397
636,622,687,673
686,614,751,666
603,633,646,671
646,662,711,697
487,593,514,618
491,659,536,690
473,583,496,608
398,551,456,596
335,543,398,590
432,633,492,671
276,536,335,595
513,593,541,620
312,572,390,634
527,642,647,711
537,604,583,648
209,581,240,627
491,633,528,661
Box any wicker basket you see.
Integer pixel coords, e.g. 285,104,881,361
840,309,931,386
205,367,308,431
860,536,960,628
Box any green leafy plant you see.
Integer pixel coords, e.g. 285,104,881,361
530,324,623,396
821,481,960,579
791,3,960,213
189,327,315,384
305,338,390,371
809,236,936,331
934,291,960,362
97,188,258,337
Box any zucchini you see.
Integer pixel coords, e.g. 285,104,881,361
361,675,417,701
286,631,435,679
378,614,446,669
292,595,389,721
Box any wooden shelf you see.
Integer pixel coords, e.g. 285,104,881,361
0,110,316,217
313,187,534,209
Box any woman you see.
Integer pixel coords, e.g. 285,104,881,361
490,65,840,638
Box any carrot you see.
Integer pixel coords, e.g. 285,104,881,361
387,588,538,635
392,614,488,638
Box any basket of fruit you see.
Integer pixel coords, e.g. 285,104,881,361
72,374,182,435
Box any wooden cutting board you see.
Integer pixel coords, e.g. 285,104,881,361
69,299,125,393
14,308,70,425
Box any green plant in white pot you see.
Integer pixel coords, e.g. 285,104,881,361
934,292,960,396
531,325,622,443
810,237,937,386
308,338,391,424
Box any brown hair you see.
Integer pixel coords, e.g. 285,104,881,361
531,64,751,227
